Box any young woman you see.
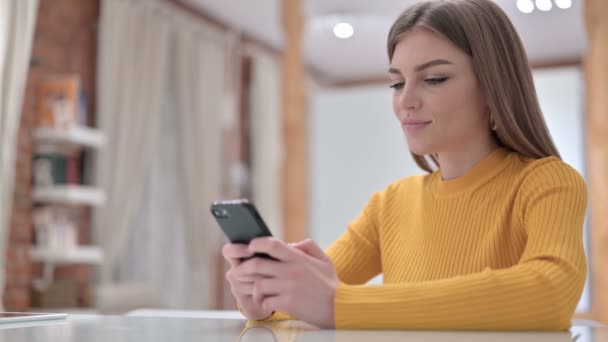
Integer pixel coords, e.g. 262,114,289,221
223,0,587,331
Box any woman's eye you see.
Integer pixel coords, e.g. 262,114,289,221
424,77,448,86
389,82,404,90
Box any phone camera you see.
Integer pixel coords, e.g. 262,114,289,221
212,209,228,218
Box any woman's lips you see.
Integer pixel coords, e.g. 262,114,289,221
402,119,432,133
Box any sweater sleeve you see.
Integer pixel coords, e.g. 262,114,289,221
256,190,385,323
333,161,588,330
325,191,383,285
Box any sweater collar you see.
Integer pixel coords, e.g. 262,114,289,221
432,147,511,196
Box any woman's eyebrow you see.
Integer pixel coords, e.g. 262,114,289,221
388,59,453,75
414,59,453,72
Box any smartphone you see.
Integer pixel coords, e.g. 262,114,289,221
211,199,277,260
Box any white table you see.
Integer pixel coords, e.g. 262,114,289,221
0,311,604,342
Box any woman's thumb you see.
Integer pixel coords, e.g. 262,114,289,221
291,239,329,261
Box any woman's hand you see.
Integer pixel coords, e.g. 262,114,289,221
222,243,275,321
245,237,339,328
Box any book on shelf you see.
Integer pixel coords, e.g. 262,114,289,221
32,206,79,251
66,155,80,185
37,74,88,129
33,153,67,186
33,151,82,186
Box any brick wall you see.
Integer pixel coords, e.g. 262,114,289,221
3,0,100,311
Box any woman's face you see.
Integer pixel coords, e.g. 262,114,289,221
389,28,491,156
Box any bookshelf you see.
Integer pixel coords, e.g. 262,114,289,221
30,245,104,293
34,125,106,149
31,124,106,292
30,246,103,264
33,185,105,206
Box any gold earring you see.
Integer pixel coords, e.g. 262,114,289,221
490,115,497,131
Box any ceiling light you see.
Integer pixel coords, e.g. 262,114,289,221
516,0,534,14
555,0,572,9
535,0,552,11
333,22,354,39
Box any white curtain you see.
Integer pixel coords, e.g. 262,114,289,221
98,0,237,309
95,0,170,284
173,23,235,309
118,13,236,309
247,47,284,239
0,0,38,310
116,87,188,308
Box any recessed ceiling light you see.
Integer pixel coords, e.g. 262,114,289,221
555,0,572,9
516,0,534,14
333,22,354,39
535,0,553,11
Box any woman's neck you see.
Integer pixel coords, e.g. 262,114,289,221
437,140,500,181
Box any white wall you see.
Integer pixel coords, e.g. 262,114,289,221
309,66,589,310
534,67,585,175
309,85,421,250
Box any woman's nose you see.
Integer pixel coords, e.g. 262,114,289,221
397,87,422,112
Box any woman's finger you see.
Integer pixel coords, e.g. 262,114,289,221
252,281,264,306
260,294,288,315
248,237,294,262
227,268,268,285
254,277,282,298
291,239,331,262
238,256,283,277
222,243,253,267
234,273,269,283
232,282,255,296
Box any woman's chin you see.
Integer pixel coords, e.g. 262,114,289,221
406,141,435,156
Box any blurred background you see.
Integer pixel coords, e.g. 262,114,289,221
0,0,606,324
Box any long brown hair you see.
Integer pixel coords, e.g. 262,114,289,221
387,0,561,173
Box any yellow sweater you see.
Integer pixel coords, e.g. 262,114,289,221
271,148,588,330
